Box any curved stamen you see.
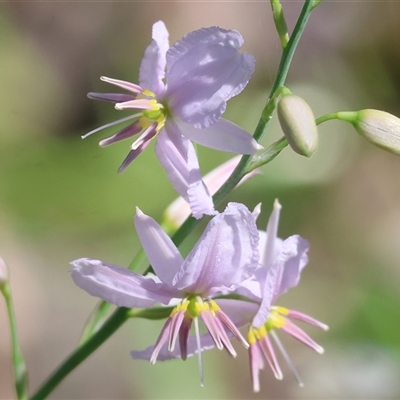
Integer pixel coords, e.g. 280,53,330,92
81,114,142,139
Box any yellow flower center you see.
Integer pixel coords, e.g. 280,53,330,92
248,306,290,344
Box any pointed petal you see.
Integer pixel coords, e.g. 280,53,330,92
251,259,280,328
165,27,255,128
261,199,282,269
70,258,176,307
252,234,309,328
99,120,142,147
176,118,261,154
139,21,169,97
134,207,184,287
173,202,259,294
87,92,135,103
155,122,215,218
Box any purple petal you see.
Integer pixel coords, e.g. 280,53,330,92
87,92,135,103
251,258,280,328
176,118,261,154
70,258,176,307
251,235,309,328
155,122,215,219
99,120,142,147
273,235,309,299
172,202,259,294
165,27,255,128
134,208,184,287
260,199,282,269
139,21,169,97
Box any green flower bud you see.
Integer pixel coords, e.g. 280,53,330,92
277,94,318,157
351,109,400,155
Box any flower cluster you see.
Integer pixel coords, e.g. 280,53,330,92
72,201,327,391
73,21,327,393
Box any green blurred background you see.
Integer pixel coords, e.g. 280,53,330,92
1,1,400,399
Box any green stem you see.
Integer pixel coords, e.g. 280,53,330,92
30,1,317,398
1,283,28,400
316,111,357,125
30,307,130,400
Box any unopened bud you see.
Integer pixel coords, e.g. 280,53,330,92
277,94,318,157
350,109,400,155
0,257,9,287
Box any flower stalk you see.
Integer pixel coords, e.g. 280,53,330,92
29,1,318,398
0,258,28,400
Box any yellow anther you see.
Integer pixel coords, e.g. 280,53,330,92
275,306,289,315
209,299,221,312
265,309,286,330
169,299,190,317
247,329,257,345
142,89,156,98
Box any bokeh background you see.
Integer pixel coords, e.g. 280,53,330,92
1,1,400,399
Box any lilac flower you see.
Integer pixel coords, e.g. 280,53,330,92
135,200,328,392
245,200,328,392
84,21,260,219
71,202,260,385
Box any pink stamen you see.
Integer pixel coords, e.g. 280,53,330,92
115,99,156,111
100,76,143,94
281,319,325,354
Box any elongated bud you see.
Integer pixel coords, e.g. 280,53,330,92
0,256,9,288
343,110,400,155
277,94,318,157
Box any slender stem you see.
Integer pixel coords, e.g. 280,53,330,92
30,307,130,400
2,283,28,400
30,2,317,398
316,111,357,125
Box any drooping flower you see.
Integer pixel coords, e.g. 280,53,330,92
84,21,261,219
71,202,260,385
245,200,328,392
131,200,328,391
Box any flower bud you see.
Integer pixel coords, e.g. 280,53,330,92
0,256,9,287
277,94,318,157
351,109,400,155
